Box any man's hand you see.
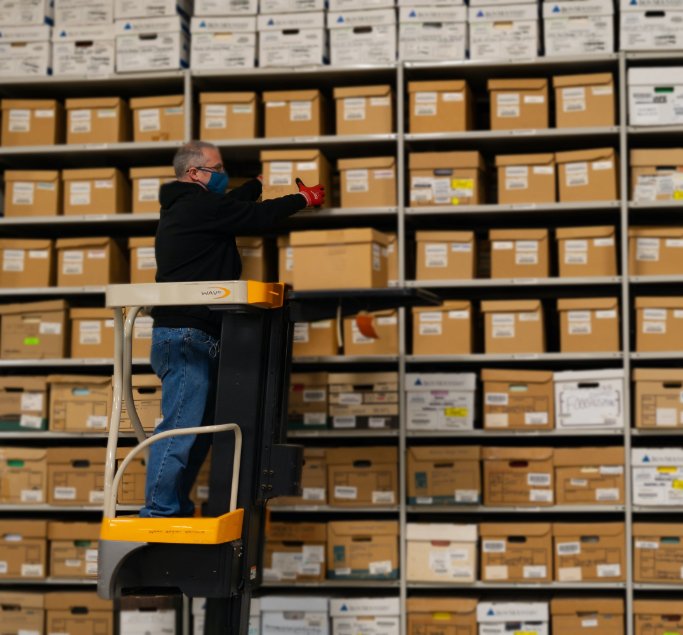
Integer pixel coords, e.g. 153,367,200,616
296,178,325,207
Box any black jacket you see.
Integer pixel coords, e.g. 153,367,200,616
151,178,306,339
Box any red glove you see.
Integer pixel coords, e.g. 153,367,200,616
296,178,325,207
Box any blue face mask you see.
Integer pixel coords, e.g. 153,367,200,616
198,168,229,194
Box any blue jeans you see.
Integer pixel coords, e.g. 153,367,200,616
140,327,219,518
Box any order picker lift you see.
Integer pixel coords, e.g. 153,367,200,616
97,279,439,635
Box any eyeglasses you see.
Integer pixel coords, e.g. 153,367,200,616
188,166,225,173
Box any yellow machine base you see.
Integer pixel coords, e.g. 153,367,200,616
100,509,244,544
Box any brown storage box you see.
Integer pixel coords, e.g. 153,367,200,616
343,310,398,356
47,448,106,506
277,235,293,286
236,237,276,282
482,446,554,506
415,230,476,280
634,523,683,583
327,446,398,507
45,593,113,635
557,297,620,353
0,591,44,635
70,308,114,359
263,522,326,582
65,98,130,145
333,85,393,136
487,79,549,131
0,300,68,360
129,95,184,142
482,369,554,430
553,73,616,129
0,376,48,432
407,598,478,635
0,448,47,504
634,601,683,635
0,521,46,579
1,100,64,147
130,166,175,214
409,151,485,206
629,227,683,276
263,90,329,138
4,170,61,217
128,237,156,284
557,225,617,277
47,375,113,433
412,301,473,355
290,228,389,291
120,374,162,432
633,368,683,428
292,319,338,357
0,239,54,288
261,149,332,209
270,447,327,505
55,238,128,287
338,157,397,208
288,372,328,430
132,312,153,361
48,522,99,578
551,598,624,635
481,299,546,354
62,168,129,216
495,154,556,205
116,447,145,505
554,447,625,505
630,149,683,201
553,522,626,582
556,148,619,202
635,297,683,352
199,92,260,140
480,523,552,582
385,232,400,284
408,80,473,133
490,228,550,278
328,372,398,431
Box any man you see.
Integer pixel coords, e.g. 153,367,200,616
141,140,324,518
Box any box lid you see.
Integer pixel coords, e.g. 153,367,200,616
0,591,44,609
0,25,51,43
633,368,683,382
633,600,683,615
553,522,625,537
628,67,683,86
261,149,323,162
408,80,468,93
630,148,683,166
0,376,48,391
406,598,478,614
52,24,115,41
469,3,539,20
400,6,467,21
413,300,471,315
636,296,683,309
266,522,327,542
70,308,113,319
338,157,396,171
1,99,58,110
130,374,161,388
236,236,263,249
415,230,474,242
333,85,392,100
4,170,60,183
47,375,112,386
62,168,120,181
0,447,46,461
404,373,476,391
629,226,683,238
330,598,399,617
543,0,613,17
553,73,614,89
488,79,547,92
554,368,624,381
0,520,47,538
48,522,100,541
490,229,548,240
129,95,184,110
408,446,480,461
257,11,325,30
479,523,552,538
116,447,144,460
556,225,615,239
199,92,257,104
328,8,396,26
65,97,123,110
632,448,683,465
555,147,615,164
0,299,68,316
406,523,477,542
290,228,390,248
551,598,623,616
190,16,256,32
0,239,52,250
480,299,542,313
56,237,112,249
477,603,548,623
328,520,399,537
114,15,188,35
482,446,554,461
553,446,624,467
557,297,619,311
46,447,107,464
328,372,398,385
44,592,113,611
262,89,320,103
129,166,176,179
129,237,155,249
495,154,554,167
326,446,397,465
290,372,328,387
409,151,484,171
633,522,683,537
277,236,290,248
260,596,328,612
481,368,553,384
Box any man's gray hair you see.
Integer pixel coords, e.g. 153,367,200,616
173,140,218,179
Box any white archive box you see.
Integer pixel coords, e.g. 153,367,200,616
404,373,476,431
468,4,539,61
330,0,393,10
115,16,190,72
257,12,327,67
190,17,256,70
261,597,329,635
543,0,614,57
195,0,259,14
52,25,115,75
632,448,683,506
0,0,53,26
0,25,51,76
629,67,683,126
114,0,192,18
477,602,549,635
399,6,467,61
554,369,625,430
330,598,400,635
54,0,114,26
328,9,396,66
621,0,683,50
192,598,260,635
260,0,325,13
399,0,464,5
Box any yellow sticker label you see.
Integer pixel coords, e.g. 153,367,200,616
673,480,683,490
515,632,537,635
674,191,683,200
445,407,468,417
433,613,452,621
452,179,473,189
658,467,678,473
451,197,460,205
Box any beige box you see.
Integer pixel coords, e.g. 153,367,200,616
270,447,327,506
407,599,477,635
557,225,617,277
409,151,485,207
0,448,47,504
130,95,185,142
56,238,128,287
406,523,477,583
327,446,398,506
0,376,48,432
408,80,473,134
0,592,44,635
263,522,326,582
116,447,145,505
554,447,625,505
199,92,260,140
630,149,683,201
130,167,175,214
636,297,683,352
4,171,61,217
556,148,619,202
328,372,398,431
61,168,129,216
65,98,130,145
553,73,616,129
261,149,332,209
47,448,105,506
412,301,473,355
551,598,624,635
385,232,400,284
47,375,113,433
634,601,683,635
45,593,113,635
633,368,683,428
557,297,620,353
128,237,156,284
1,100,65,147
488,79,549,131
415,231,476,280
629,226,683,276
480,523,553,582
495,154,556,204
236,237,276,282
277,235,293,286
343,310,398,356
481,299,546,354
338,157,397,208
292,319,339,357
263,90,329,138
490,229,550,278
0,300,69,360
0,239,54,288
288,372,328,430
633,523,683,584
334,85,393,136
483,447,554,506
121,374,162,433
70,308,114,359
0,521,46,579
48,522,100,578
553,522,626,582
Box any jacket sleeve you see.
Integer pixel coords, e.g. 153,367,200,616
210,192,308,234
225,178,263,202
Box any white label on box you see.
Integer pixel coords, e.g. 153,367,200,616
636,541,659,549
486,412,509,427
65,560,81,567
564,99,586,112
21,393,43,411
293,323,309,343
20,489,42,502
206,117,226,129
98,110,117,118
455,489,478,503
420,312,443,322
303,412,326,426
492,314,515,325
485,393,508,405
416,92,437,103
138,108,160,131
525,412,548,425
593,86,613,95
656,408,677,426
20,415,42,429
596,488,620,501
95,181,113,189
303,389,325,403
86,415,108,429
21,564,42,577
2,259,22,272
302,545,324,564
557,542,581,555
568,311,591,322
429,551,448,572
563,87,585,100
524,95,545,104
372,491,395,504
565,240,588,252
596,310,617,319
297,162,317,171
528,473,551,486
335,567,351,576
89,490,104,503
559,567,582,581
595,237,614,247
80,321,101,333
597,563,621,577
344,97,366,120
196,486,209,500
334,486,357,499
416,104,437,116
12,182,34,205
443,92,463,101
519,312,539,321
420,323,442,336
668,239,683,248
449,310,469,319
593,161,613,170
85,562,98,575
493,241,514,250
483,540,506,553
498,105,519,117
498,93,519,105
0,562,6,574
302,487,325,501
451,243,471,252
569,322,591,335
369,560,392,575
86,549,98,562
644,321,666,334
567,172,589,187
516,252,537,265
270,174,291,186
35,110,53,118
88,250,106,259
644,308,667,320
492,326,514,338
485,565,509,580
582,620,599,628
369,418,387,429
571,479,588,486
523,565,547,579
373,170,394,180
377,316,397,326
9,109,30,132
338,392,362,405
370,97,390,107
416,497,433,505
506,166,528,177
206,105,227,117
267,102,286,108
533,166,554,175
54,487,76,500
290,101,312,121
507,177,528,190
600,466,623,475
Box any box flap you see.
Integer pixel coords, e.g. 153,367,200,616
630,148,683,167
338,157,396,171
553,446,624,467
129,237,155,248
490,229,548,240
290,228,390,248
62,168,119,181
200,92,257,104
56,237,112,249
330,598,399,617
326,447,397,465
47,522,100,541
261,149,322,162
0,376,47,392
632,448,683,465
44,592,113,611
556,225,615,239
290,372,328,386
0,591,44,609
555,369,624,382
482,447,554,461
129,166,176,179
65,98,123,110
557,297,619,311
408,446,480,461
262,90,320,103
4,170,59,183
47,375,112,386
415,230,475,242
636,297,683,309
130,374,161,388
130,95,184,110
260,596,329,612
633,600,683,615
481,369,553,384
553,73,613,89
404,373,476,391
236,236,264,249
406,523,478,542
0,239,52,250
0,520,47,538
1,99,58,110
0,447,46,461
480,300,542,313
413,300,472,314
334,85,392,100
543,0,613,17
629,226,683,238
555,148,615,164
0,299,68,316
488,79,548,92
477,603,548,623
327,520,399,538
479,523,552,538
551,598,623,615
277,236,290,248
70,308,113,319
328,372,398,385
408,80,467,93
409,151,484,171
495,154,554,167
633,522,683,538
553,522,625,537
406,598,478,614
328,8,396,26
633,368,683,382
266,522,327,542
46,448,107,464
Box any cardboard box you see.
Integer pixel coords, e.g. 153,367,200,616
328,372,398,430
495,154,556,205
477,602,549,635
260,0,325,13
481,299,546,354
48,522,99,578
236,237,276,282
119,597,180,635
0,592,44,635
270,447,327,505
636,296,683,352
343,310,398,356
0,376,48,432
132,313,153,359
277,235,292,285
191,17,256,70
61,168,129,216
629,68,683,125
555,147,619,202
128,237,156,284
0,239,54,288
385,232,400,285
263,522,326,582
261,597,328,635
114,0,192,18
48,375,113,433
412,301,473,355
407,599,478,635
0,26,51,78
69,308,114,359
405,372,476,431
54,1,114,26
45,593,113,635
333,86,393,136
47,448,106,506
327,520,399,579
632,149,683,203
0,521,46,579
330,598,399,635
0,1,52,26
469,4,539,61
0,99,64,147
64,97,128,145
554,447,625,505
199,91,259,139
621,8,683,52
116,447,145,505
292,320,339,357
556,225,617,277
4,170,61,217
338,157,397,208
407,446,480,505
483,446,554,506
53,25,115,76
634,601,683,635
409,151,485,206
115,16,189,72
290,229,389,290
192,598,260,635
551,598,624,635
415,230,476,280
327,446,398,506
634,368,683,428
261,149,332,209
263,90,328,138
288,372,328,430
0,300,69,360
328,9,396,65
257,12,327,68
544,1,614,57
120,374,161,432
195,0,258,15
634,523,683,583
480,523,553,582
408,80,473,134
490,228,550,278
406,523,477,582
553,522,626,581
56,237,128,287
629,227,683,275
399,6,467,62
129,94,185,142
553,73,616,128
632,448,683,506
557,297,620,353
130,166,174,214
488,79,549,131
0,448,46,504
